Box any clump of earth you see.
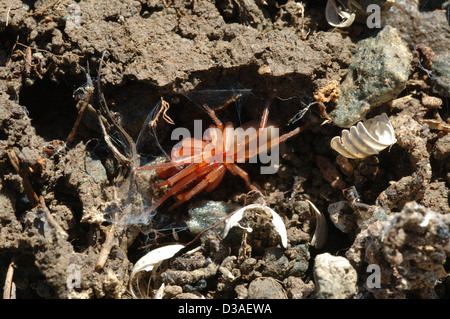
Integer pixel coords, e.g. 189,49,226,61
0,0,449,299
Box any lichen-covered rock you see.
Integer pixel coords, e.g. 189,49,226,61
330,26,411,128
313,253,357,299
346,202,450,298
187,201,239,241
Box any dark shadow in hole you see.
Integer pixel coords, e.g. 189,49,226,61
0,251,47,299
418,0,446,12
19,77,77,141
140,1,166,18
51,177,88,253
0,30,18,67
14,193,32,220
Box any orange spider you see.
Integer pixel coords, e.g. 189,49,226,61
135,97,309,214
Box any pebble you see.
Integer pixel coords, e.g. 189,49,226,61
248,277,288,299
328,201,356,233
330,26,411,128
283,276,315,299
186,201,239,241
431,54,450,98
84,153,108,185
383,0,450,56
313,253,357,299
433,134,450,160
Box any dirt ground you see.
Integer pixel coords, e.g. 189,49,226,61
0,0,449,299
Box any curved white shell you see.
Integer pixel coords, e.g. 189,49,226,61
330,113,397,159
307,200,328,249
223,204,288,248
325,0,356,28
129,244,184,298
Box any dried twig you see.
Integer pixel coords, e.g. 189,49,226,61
14,41,84,60
93,51,139,269
96,50,138,170
6,149,39,207
39,196,69,239
95,222,118,270
5,1,14,27
3,257,16,299
67,86,95,144
149,97,174,127
98,117,131,166
95,188,122,270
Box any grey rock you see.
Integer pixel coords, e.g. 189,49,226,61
260,247,290,280
186,201,239,241
383,0,450,55
85,153,108,185
313,253,357,299
330,26,411,128
431,54,450,98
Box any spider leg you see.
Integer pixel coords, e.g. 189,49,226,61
153,163,200,187
169,164,226,210
134,161,176,172
279,122,310,142
251,122,310,159
205,166,226,192
143,168,202,214
259,94,276,130
203,104,223,130
225,163,258,191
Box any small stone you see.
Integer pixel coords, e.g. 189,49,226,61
85,153,108,185
248,277,287,299
163,285,183,298
433,134,450,160
431,54,450,98
260,247,290,280
421,94,442,109
313,253,357,299
173,292,204,299
186,201,239,241
283,276,315,299
330,26,412,127
234,284,248,299
328,201,356,233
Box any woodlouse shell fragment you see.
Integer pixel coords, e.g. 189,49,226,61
307,200,328,249
130,244,184,298
325,0,356,28
330,113,396,159
223,204,288,248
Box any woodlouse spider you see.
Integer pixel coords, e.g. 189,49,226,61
135,97,309,214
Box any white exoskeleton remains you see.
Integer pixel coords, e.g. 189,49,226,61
330,113,397,159
325,0,356,28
